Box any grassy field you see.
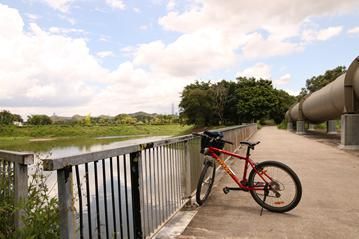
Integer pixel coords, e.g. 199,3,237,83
0,124,194,151
0,124,193,137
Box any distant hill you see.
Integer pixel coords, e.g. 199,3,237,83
129,111,158,117
50,114,72,123
98,115,114,119
50,112,168,123
71,114,86,121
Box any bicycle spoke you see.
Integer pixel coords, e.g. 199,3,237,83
252,165,298,209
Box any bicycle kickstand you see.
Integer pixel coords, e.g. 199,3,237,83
260,184,269,216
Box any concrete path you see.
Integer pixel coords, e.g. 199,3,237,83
180,126,359,239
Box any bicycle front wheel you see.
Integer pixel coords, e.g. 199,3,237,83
248,161,302,213
196,159,216,205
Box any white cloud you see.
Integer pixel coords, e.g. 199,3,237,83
96,51,114,58
58,14,76,25
133,29,237,77
274,74,291,86
237,64,292,87
167,0,176,10
26,85,57,98
281,88,300,96
348,27,359,35
0,3,190,115
1,2,359,116
0,4,107,108
159,1,357,34
302,26,343,42
237,63,271,80
242,33,303,59
42,0,74,13
96,62,191,114
106,0,126,10
25,13,40,22
48,27,86,35
158,1,357,60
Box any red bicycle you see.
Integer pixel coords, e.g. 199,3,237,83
193,131,302,213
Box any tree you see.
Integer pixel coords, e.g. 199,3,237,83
12,114,23,123
0,110,15,125
179,81,216,126
211,81,228,125
270,89,296,124
179,78,296,126
83,114,92,126
222,81,240,125
0,110,23,125
298,66,346,100
236,78,278,123
114,114,137,124
27,115,52,125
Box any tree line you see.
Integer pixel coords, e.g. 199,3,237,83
179,78,296,126
0,110,180,126
179,65,347,127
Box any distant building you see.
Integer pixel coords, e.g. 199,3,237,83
13,121,23,126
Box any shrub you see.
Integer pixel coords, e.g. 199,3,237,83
0,162,59,239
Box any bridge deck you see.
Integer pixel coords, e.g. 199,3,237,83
179,126,359,238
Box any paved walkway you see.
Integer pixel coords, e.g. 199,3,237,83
180,126,359,239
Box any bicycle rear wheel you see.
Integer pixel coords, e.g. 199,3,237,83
248,161,302,213
196,159,216,205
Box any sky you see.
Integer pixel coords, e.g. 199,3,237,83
0,0,359,117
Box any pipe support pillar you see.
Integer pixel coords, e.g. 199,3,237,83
327,120,337,134
340,114,359,150
308,124,315,130
287,122,293,131
296,121,305,135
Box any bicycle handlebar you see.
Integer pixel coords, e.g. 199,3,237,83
192,132,234,145
221,139,234,145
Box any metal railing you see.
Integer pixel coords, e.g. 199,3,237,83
0,150,34,230
39,123,257,239
0,124,257,238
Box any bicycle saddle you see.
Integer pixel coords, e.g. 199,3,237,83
240,141,260,148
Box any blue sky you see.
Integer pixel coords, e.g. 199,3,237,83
0,0,359,117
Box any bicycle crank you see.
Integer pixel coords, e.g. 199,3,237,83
223,187,248,194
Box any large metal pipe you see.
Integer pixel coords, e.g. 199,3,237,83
302,74,345,123
287,57,359,123
354,64,359,95
289,103,300,121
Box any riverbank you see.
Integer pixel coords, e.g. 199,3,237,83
0,124,193,151
0,124,193,137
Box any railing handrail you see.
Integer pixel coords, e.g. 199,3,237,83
0,150,34,165
42,124,255,171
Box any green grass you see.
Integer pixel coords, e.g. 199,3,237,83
0,124,194,151
0,124,193,138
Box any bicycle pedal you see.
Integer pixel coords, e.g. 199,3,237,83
223,187,230,194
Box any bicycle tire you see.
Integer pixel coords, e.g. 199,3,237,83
248,161,302,213
196,160,216,205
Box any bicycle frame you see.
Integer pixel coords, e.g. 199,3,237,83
207,146,273,191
